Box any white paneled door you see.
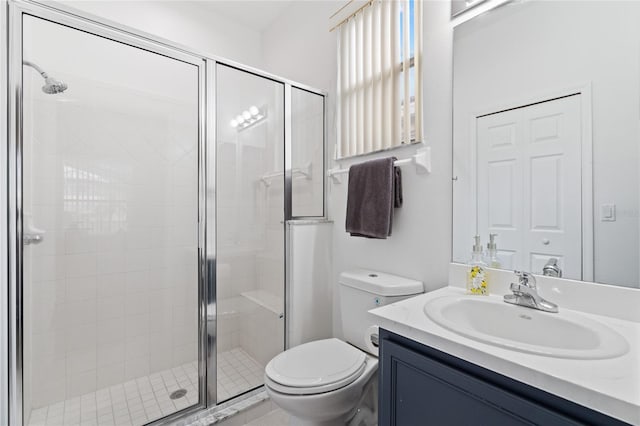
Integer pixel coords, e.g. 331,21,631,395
477,95,582,279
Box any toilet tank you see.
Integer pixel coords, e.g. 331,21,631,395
339,270,424,354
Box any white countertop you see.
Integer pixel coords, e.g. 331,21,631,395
369,285,640,425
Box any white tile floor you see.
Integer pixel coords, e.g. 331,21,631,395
28,360,199,426
28,347,264,426
217,348,264,402
243,408,289,426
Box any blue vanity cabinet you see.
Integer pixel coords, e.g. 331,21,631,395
378,329,629,426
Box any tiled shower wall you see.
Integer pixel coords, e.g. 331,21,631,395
23,77,199,409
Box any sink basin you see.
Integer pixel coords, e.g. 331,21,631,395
424,295,629,359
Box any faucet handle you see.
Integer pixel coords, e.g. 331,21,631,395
509,282,528,295
514,270,537,288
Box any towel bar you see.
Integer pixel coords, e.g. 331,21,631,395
326,147,431,184
260,162,312,186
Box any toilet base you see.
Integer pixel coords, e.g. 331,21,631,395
287,399,376,426
288,416,349,426
267,356,378,426
267,358,378,426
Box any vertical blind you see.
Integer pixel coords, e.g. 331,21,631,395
337,0,423,158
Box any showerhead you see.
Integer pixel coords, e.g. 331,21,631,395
23,60,68,94
42,76,68,94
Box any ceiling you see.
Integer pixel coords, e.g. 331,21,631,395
193,0,296,32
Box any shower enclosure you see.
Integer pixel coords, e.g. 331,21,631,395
2,2,326,425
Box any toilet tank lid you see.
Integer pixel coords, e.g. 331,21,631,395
339,269,424,296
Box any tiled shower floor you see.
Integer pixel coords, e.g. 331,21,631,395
217,348,264,402
28,348,264,426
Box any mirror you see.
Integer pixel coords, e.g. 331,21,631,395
452,1,640,288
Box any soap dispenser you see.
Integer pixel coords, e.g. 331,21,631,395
467,235,489,295
486,233,501,269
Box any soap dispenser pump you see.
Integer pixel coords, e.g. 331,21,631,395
467,235,489,295
486,233,501,269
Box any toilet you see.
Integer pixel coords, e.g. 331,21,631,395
265,270,424,426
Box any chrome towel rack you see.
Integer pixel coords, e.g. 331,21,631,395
326,147,431,184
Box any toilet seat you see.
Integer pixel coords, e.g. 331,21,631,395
265,338,367,395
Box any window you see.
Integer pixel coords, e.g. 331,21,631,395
336,0,423,158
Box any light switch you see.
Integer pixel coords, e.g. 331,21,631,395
601,204,616,222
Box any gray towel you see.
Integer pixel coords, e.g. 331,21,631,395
345,157,402,239
394,165,403,208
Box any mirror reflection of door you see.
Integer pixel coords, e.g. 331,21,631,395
476,95,583,279
453,0,639,288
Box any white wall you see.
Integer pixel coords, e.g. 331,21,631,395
54,0,264,68
288,222,333,347
331,1,453,337
261,1,340,93
261,0,454,338
452,1,640,288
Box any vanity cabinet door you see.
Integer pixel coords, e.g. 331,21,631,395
379,337,579,426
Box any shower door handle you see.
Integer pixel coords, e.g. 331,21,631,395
23,232,45,245
23,214,45,245
22,212,45,246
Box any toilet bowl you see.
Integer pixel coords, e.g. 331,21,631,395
265,339,378,426
264,270,424,426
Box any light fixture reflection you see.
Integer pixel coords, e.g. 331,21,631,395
229,105,267,130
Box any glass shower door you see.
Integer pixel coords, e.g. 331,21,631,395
21,15,202,426
215,65,285,403
291,87,325,218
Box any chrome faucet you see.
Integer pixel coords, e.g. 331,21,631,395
504,271,558,313
542,258,562,278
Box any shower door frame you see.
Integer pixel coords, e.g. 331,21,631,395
3,0,328,425
5,1,210,425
